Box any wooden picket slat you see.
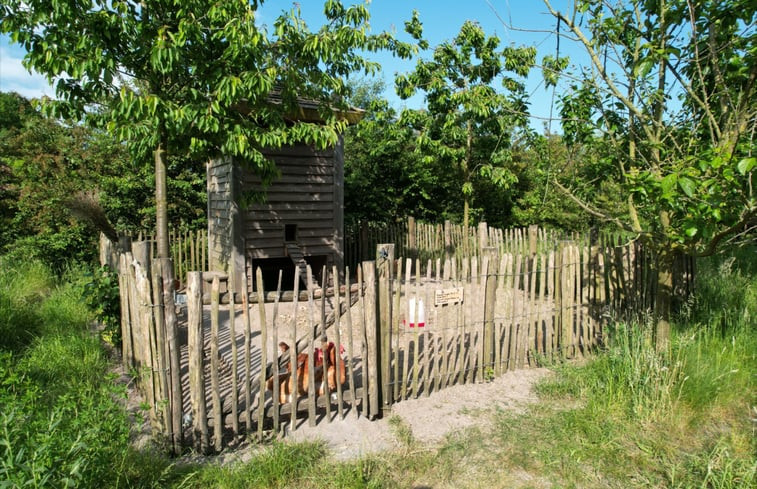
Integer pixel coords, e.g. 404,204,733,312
255,269,267,436
241,270,253,434
210,277,222,451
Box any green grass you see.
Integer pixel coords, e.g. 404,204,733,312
0,259,133,488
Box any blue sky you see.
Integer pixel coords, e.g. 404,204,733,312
0,0,579,131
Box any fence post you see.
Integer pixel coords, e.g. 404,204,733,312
159,257,182,454
408,217,417,260
376,244,394,415
478,222,488,257
444,220,454,264
187,272,209,453
483,246,497,374
528,225,538,257
363,261,379,419
555,241,564,359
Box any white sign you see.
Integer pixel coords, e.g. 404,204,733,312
435,287,464,306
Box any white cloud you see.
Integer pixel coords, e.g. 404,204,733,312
0,44,55,99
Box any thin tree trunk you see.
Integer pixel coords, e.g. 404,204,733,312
654,246,673,351
155,142,170,260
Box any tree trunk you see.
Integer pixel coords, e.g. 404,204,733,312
463,197,470,230
155,142,170,260
654,246,673,351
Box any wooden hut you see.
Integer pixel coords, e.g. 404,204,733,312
206,101,362,294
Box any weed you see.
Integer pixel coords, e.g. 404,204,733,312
388,414,415,448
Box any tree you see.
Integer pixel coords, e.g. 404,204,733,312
395,21,536,227
542,0,756,347
344,78,450,224
0,0,422,252
0,93,129,268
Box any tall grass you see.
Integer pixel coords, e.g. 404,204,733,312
0,258,134,488
501,248,757,488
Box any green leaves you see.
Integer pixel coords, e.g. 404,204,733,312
396,20,534,226
736,157,755,175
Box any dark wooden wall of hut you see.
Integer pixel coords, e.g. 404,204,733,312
207,139,345,293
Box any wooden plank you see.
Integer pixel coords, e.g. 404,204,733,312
117,254,133,369
261,192,334,203
161,257,182,453
400,259,412,400
411,261,422,397
241,270,253,434
511,254,523,370
255,269,268,437
332,265,345,419
565,245,575,358
423,263,433,396
438,261,448,390
259,145,335,158
138,260,158,430
582,245,590,354
483,249,497,374
229,270,239,438
306,266,317,426
271,270,283,433
502,253,514,373
458,260,469,384
187,272,209,453
320,268,332,422
290,267,301,430
494,254,507,376
344,267,359,419
358,265,369,417
364,262,379,418
546,251,555,359
528,253,538,366
392,259,403,402
538,253,547,358
377,244,394,412
210,277,223,451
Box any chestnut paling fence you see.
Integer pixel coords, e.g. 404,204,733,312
101,225,693,454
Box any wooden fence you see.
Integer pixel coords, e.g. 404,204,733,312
104,228,694,454
344,218,560,274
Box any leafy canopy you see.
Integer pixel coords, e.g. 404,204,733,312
1,0,424,175
546,0,756,256
396,20,536,227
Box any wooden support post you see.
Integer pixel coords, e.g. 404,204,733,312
408,217,417,260
478,222,489,257
241,270,253,435
555,242,564,359
343,268,358,419
444,220,453,264
187,272,209,453
210,277,222,451
290,267,301,429
482,246,497,374
376,244,394,414
528,225,539,257
332,265,345,419
256,268,268,434
363,261,379,418
306,266,316,426
271,271,282,433
229,268,239,438
159,257,182,454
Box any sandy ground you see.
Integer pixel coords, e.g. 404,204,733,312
220,366,550,463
